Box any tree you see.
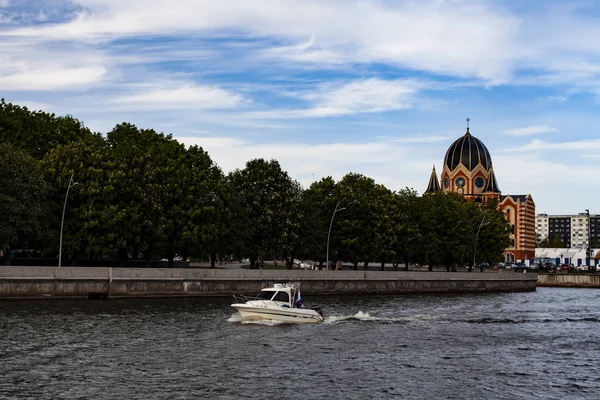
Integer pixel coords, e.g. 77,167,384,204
229,159,302,268
181,145,233,268
42,138,112,262
475,199,512,265
545,234,565,248
0,143,51,258
393,188,423,270
333,173,392,270
294,177,337,268
106,123,194,266
0,98,97,159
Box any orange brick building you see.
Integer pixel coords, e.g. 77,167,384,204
425,124,535,263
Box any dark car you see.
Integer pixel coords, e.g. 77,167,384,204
509,262,527,272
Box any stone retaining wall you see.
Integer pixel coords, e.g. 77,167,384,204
0,267,537,299
537,273,600,288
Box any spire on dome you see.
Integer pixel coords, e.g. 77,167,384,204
484,166,500,193
425,165,441,194
466,117,471,135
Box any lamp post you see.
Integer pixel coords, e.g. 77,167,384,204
326,201,346,270
473,216,487,272
59,173,78,268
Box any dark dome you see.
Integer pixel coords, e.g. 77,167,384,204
444,129,492,172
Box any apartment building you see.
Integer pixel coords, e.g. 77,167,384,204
537,213,600,248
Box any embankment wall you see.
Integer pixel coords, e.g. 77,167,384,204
0,267,537,299
537,273,600,288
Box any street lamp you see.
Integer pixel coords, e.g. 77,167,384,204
59,173,78,268
326,201,346,270
473,216,488,272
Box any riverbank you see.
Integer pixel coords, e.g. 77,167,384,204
0,266,536,299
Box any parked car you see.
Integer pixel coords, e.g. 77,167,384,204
560,264,570,271
295,260,315,270
514,263,527,272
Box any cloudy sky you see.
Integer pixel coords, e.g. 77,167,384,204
2,0,600,215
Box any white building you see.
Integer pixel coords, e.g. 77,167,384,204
536,213,600,248
535,248,600,267
536,214,549,241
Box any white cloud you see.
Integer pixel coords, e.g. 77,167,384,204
306,78,417,114
0,0,9,7
175,133,600,215
508,138,600,152
1,0,519,83
177,134,432,190
503,125,557,136
381,135,452,144
0,66,106,90
493,154,600,214
243,78,419,119
545,96,568,102
113,84,249,110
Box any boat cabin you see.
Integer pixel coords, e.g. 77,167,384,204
255,284,302,308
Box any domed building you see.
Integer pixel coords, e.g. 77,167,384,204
425,121,535,263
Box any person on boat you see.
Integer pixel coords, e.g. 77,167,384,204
295,290,303,308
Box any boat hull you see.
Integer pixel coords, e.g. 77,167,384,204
232,304,324,324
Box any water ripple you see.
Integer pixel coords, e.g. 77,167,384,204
1,288,600,399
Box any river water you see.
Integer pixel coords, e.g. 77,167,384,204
1,287,599,399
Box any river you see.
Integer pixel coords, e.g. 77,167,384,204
1,287,599,399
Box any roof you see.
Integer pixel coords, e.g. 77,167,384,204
425,165,441,193
444,128,492,172
500,194,532,203
536,248,600,259
484,166,500,193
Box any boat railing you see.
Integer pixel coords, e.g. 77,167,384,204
232,294,251,303
232,294,273,307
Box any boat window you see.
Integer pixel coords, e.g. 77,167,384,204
272,291,290,303
256,291,274,300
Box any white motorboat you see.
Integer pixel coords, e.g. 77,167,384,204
231,283,324,324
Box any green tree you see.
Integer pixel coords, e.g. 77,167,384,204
0,99,97,159
106,123,191,266
0,143,51,259
181,145,234,268
334,173,393,270
420,192,473,271
42,138,113,262
393,188,423,270
294,177,337,268
546,234,565,248
228,159,301,268
475,199,512,265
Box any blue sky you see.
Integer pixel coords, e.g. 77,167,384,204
2,0,600,215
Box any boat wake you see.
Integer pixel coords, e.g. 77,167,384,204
227,313,286,326
324,311,426,324
228,310,436,325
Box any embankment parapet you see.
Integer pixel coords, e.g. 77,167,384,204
0,266,537,299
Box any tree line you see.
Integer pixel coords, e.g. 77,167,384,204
0,99,511,269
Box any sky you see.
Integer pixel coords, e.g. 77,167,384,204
1,0,600,215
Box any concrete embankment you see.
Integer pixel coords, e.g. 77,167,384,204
0,267,537,299
537,273,600,288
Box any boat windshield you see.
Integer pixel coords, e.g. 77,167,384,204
256,290,275,300
272,291,290,303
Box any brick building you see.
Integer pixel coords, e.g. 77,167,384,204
425,123,536,263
